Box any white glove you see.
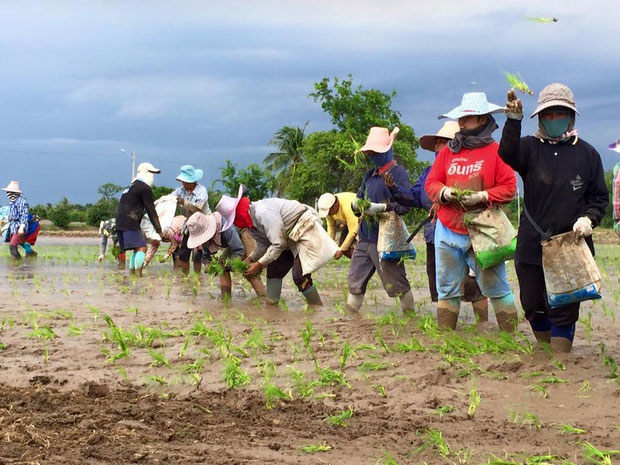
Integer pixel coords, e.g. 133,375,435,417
97,254,105,262
18,224,26,235
460,191,489,207
440,187,456,204
365,202,387,215
573,216,592,237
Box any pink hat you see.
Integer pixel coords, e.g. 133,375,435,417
2,181,22,193
360,127,400,153
215,184,244,232
186,212,220,249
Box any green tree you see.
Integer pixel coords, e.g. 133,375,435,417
217,161,274,201
151,185,174,200
97,183,124,200
49,198,72,229
263,123,308,195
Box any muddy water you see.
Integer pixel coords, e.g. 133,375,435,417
0,238,619,464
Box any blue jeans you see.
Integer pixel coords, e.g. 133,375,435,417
434,219,511,300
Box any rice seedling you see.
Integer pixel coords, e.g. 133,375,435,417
373,384,386,397
435,405,455,419
301,320,315,359
263,381,293,409
222,356,250,389
67,321,83,336
243,328,270,354
339,340,356,370
87,304,100,321
101,314,130,362
581,441,620,465
325,406,354,427
178,334,192,358
579,380,591,392
148,374,168,385
415,428,452,457
600,343,618,378
229,257,249,273
179,358,206,374
377,451,399,464
300,442,332,453
579,312,593,343
504,71,534,95
556,424,587,435
538,374,567,385
529,383,549,398
467,387,481,419
315,363,349,387
147,348,171,368
288,367,317,398
391,336,425,353
359,361,395,373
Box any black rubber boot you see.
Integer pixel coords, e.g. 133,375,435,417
9,245,21,260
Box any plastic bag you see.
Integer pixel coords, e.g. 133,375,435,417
377,211,416,261
141,194,178,241
288,209,339,275
464,206,516,269
542,231,602,308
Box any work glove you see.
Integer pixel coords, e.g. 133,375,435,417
18,224,26,235
573,216,592,238
439,187,456,204
460,191,489,207
365,202,388,216
97,254,105,262
505,89,523,120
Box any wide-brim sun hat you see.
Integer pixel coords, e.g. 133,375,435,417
419,121,461,152
215,184,245,232
186,212,218,249
360,127,400,153
530,82,579,118
176,165,204,183
136,162,161,174
317,193,336,218
439,92,505,120
2,180,22,193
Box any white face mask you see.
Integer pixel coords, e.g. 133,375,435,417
6,192,19,203
136,171,155,187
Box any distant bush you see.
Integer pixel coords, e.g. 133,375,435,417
49,198,72,229
87,199,118,226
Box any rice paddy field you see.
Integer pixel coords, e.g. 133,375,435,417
1,233,619,464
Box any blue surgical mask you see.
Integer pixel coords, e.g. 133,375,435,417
370,148,394,168
541,116,569,138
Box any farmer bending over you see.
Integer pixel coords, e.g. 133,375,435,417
499,84,608,352
2,181,39,260
317,192,358,259
97,218,126,269
425,92,518,331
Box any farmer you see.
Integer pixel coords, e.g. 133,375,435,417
385,121,489,322
613,159,620,238
115,162,163,276
345,127,416,315
317,192,359,259
499,84,608,352
186,210,265,299
174,165,209,274
143,215,186,267
425,92,519,331
2,181,39,260
97,218,126,269
235,196,324,307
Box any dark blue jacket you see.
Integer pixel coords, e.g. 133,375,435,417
357,163,412,243
390,166,435,244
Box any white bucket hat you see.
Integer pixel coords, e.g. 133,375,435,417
215,184,245,232
317,193,336,218
419,121,460,152
2,181,22,193
439,92,505,120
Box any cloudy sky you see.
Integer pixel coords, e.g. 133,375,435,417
1,0,618,204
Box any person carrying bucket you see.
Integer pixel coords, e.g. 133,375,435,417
384,121,489,323
499,84,608,353
317,191,359,259
425,92,519,331
115,162,163,276
344,127,416,316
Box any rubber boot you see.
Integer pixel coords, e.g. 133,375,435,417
247,275,266,297
220,273,233,299
9,245,21,260
533,330,551,344
550,337,572,353
472,298,489,323
266,278,283,305
437,298,460,330
491,293,518,332
399,290,415,316
302,285,323,307
346,293,364,314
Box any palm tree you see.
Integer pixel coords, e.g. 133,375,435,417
263,123,308,195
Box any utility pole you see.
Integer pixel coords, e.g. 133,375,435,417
120,148,136,181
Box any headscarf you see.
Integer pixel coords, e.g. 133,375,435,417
369,147,394,168
233,196,253,229
448,115,498,153
533,111,578,144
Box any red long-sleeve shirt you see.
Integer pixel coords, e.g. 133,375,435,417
425,142,516,234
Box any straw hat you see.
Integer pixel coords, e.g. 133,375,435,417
176,165,203,183
439,92,504,120
360,127,400,153
530,83,579,118
317,193,336,218
215,184,245,232
186,212,219,249
2,181,22,193
419,121,460,152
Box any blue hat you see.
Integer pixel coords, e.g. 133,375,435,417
176,165,203,183
439,92,504,120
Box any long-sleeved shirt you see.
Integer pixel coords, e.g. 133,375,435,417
7,196,29,236
99,218,118,255
390,166,435,243
174,184,210,217
202,226,245,262
425,142,516,234
116,180,162,233
357,162,412,243
326,192,359,251
248,198,307,265
613,162,620,235
498,117,608,264
144,215,186,265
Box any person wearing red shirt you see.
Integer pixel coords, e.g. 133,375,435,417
425,92,518,331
